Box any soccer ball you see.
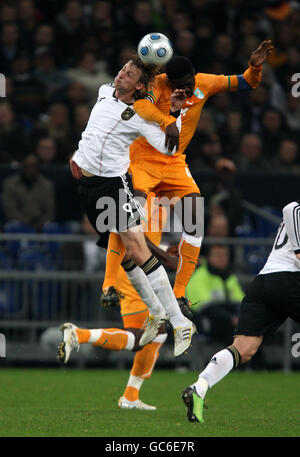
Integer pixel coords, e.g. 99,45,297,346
137,33,173,66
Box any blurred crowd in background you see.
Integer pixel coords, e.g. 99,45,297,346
0,0,299,169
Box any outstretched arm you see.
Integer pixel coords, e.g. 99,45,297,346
242,39,274,89
134,98,176,129
138,114,181,156
207,40,274,95
133,85,187,152
134,98,180,152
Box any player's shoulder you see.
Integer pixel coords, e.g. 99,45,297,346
145,73,170,102
283,200,300,213
98,82,114,96
195,72,218,84
155,73,168,83
194,72,226,96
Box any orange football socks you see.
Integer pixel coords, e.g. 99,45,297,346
173,239,200,298
102,232,126,291
75,328,134,351
76,328,91,344
123,385,140,402
131,342,162,379
123,342,162,401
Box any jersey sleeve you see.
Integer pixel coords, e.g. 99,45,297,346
97,84,106,98
137,116,181,155
203,63,262,97
203,73,236,97
282,201,300,254
133,75,176,130
133,99,176,130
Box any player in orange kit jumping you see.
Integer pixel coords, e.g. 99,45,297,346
101,40,274,309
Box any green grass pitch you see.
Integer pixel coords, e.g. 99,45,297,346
0,368,300,437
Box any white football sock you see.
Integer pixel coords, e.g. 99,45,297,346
124,332,135,351
193,377,209,399
125,266,165,316
127,374,144,391
193,349,234,398
88,329,134,351
88,329,102,343
147,265,187,327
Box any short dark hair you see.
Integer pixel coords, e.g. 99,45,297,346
130,53,158,100
166,56,194,81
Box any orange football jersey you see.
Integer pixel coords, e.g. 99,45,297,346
131,72,235,162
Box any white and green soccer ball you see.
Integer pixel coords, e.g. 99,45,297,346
137,33,173,66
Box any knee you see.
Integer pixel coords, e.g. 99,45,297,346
234,340,261,364
240,348,256,364
181,231,203,247
125,235,148,261
125,240,140,261
122,252,131,263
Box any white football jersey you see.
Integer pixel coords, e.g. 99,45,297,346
72,84,180,177
259,201,300,274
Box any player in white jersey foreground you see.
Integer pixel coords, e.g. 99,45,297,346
61,56,195,360
182,200,300,423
